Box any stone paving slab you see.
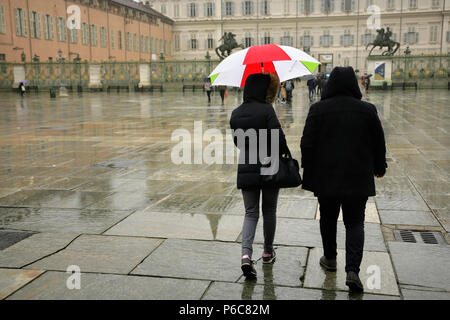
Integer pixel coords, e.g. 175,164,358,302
131,239,242,282
388,241,450,292
105,210,243,241
0,232,79,268
148,194,211,213
0,268,44,299
401,288,450,300
203,281,399,300
7,271,210,300
27,235,162,274
0,207,134,234
303,248,400,296
0,229,36,250
253,218,387,252
86,192,167,211
378,209,440,226
315,202,380,224
237,246,308,287
0,190,112,209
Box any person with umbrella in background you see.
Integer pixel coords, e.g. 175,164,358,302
204,78,212,103
18,81,26,97
300,66,387,292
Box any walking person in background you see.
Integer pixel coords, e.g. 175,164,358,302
230,73,290,280
219,85,227,105
307,78,315,102
18,81,26,97
285,79,295,103
204,78,212,103
300,67,387,292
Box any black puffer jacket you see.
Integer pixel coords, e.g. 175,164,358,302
230,73,289,189
300,67,387,197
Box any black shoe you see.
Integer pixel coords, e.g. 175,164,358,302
319,256,337,271
346,271,364,293
241,257,257,279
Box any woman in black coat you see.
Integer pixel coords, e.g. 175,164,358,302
230,73,289,279
300,66,387,292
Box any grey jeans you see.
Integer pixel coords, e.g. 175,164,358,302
241,188,279,258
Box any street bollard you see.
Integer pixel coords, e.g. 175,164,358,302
49,87,56,98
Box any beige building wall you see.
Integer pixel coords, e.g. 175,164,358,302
148,0,449,72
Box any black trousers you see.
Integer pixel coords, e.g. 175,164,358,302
318,196,367,273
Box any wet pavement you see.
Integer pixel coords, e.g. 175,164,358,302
0,87,449,300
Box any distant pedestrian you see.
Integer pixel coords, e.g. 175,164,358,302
280,82,287,103
219,85,227,105
230,73,290,280
18,82,26,97
307,78,315,102
285,79,294,102
204,78,212,103
300,67,387,293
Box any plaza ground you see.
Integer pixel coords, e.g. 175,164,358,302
0,87,449,300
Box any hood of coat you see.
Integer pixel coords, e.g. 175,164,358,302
321,66,362,100
243,73,279,104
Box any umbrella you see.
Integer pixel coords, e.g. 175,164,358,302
19,80,28,84
209,44,320,87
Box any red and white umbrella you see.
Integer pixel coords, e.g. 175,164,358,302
209,44,320,87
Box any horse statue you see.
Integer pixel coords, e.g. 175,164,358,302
366,27,400,56
215,32,244,60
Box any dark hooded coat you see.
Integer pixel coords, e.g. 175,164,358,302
230,73,289,189
300,67,387,197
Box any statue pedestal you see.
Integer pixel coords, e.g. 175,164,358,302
88,64,102,89
12,65,25,89
138,64,151,88
367,59,393,87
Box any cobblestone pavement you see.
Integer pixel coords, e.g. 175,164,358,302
0,87,449,300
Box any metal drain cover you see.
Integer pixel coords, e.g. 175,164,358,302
393,229,446,245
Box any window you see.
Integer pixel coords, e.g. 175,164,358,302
263,32,271,44
190,35,197,50
111,29,115,48
320,30,333,46
141,35,145,53
126,32,132,51
224,1,234,16
81,23,89,45
260,0,269,15
432,0,440,7
100,26,107,48
301,0,314,14
404,27,418,44
322,0,335,13
174,34,180,51
366,0,374,8
0,5,5,34
341,0,355,12
244,32,253,47
430,25,438,42
205,2,215,17
90,24,97,46
174,4,180,17
57,17,66,42
387,0,395,9
15,8,28,36
160,4,166,14
280,32,293,46
187,3,197,17
133,33,138,52
447,31,450,42
44,14,54,40
30,11,41,38
70,28,77,43
243,1,254,15
409,0,417,8
207,33,214,49
300,30,314,47
361,30,375,45
118,30,122,49
340,30,354,46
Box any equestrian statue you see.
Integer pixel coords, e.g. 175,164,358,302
366,27,400,56
215,32,244,60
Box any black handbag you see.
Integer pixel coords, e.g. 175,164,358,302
261,151,302,188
